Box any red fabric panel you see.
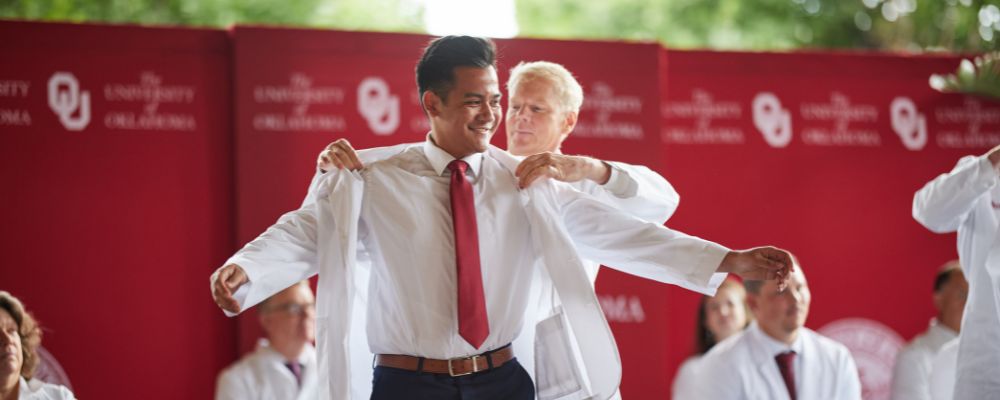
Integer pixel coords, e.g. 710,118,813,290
660,48,999,399
0,21,234,399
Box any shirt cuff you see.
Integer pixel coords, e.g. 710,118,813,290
601,162,638,199
976,156,1000,191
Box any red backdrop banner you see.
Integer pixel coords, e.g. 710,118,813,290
0,21,234,399
5,20,1000,400
659,48,1000,400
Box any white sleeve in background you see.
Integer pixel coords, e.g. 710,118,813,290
580,161,680,225
913,155,998,233
554,183,728,295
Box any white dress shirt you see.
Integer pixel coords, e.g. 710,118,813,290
358,140,536,358
16,377,75,400
215,339,318,400
221,138,729,399
913,155,1000,400
890,319,959,400
694,322,861,400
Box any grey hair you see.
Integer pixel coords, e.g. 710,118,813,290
507,61,584,114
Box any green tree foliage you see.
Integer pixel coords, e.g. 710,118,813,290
1,0,998,52
0,0,425,31
514,0,1000,52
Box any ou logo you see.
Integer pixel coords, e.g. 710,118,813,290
890,97,927,151
357,77,399,136
48,72,91,131
752,92,792,148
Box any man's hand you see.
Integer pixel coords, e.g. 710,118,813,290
317,139,363,172
211,264,249,314
515,152,611,189
986,143,1000,168
718,247,794,291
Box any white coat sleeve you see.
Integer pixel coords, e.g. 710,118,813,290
691,349,744,400
216,201,320,315
214,165,361,316
913,155,998,233
555,183,728,295
215,367,248,400
672,357,701,400
581,161,680,224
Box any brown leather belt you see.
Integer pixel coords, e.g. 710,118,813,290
375,346,515,377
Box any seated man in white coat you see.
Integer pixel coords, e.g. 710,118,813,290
890,261,967,400
693,263,861,400
913,144,1000,399
215,281,317,400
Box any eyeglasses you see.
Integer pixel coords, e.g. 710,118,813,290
263,302,315,316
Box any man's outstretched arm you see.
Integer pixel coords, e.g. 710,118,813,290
913,144,1000,233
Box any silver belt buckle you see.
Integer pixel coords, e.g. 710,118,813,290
448,354,483,377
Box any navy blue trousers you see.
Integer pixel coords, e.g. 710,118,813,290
370,358,535,400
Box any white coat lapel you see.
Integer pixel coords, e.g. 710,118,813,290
749,334,790,400
313,169,365,400
489,147,622,399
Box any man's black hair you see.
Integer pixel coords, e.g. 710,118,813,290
416,35,497,103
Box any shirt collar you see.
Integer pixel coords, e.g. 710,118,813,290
750,321,804,356
422,133,483,178
928,317,959,338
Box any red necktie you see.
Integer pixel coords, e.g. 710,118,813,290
448,160,489,349
775,351,797,400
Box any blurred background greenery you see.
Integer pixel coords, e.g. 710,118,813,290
2,0,999,52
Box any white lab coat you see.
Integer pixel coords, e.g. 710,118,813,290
693,323,861,400
220,144,726,400
890,320,958,400
671,355,702,400
215,339,318,400
16,378,75,400
913,155,1000,400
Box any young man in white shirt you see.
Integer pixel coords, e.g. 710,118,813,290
210,35,795,400
890,261,967,400
913,144,1000,399
693,263,862,400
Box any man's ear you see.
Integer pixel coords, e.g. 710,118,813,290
746,293,759,315
561,111,578,140
423,90,442,117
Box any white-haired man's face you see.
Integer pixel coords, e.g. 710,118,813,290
505,79,576,156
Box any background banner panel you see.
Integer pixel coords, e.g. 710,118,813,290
660,48,999,400
495,37,669,398
0,21,234,399
232,26,438,354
